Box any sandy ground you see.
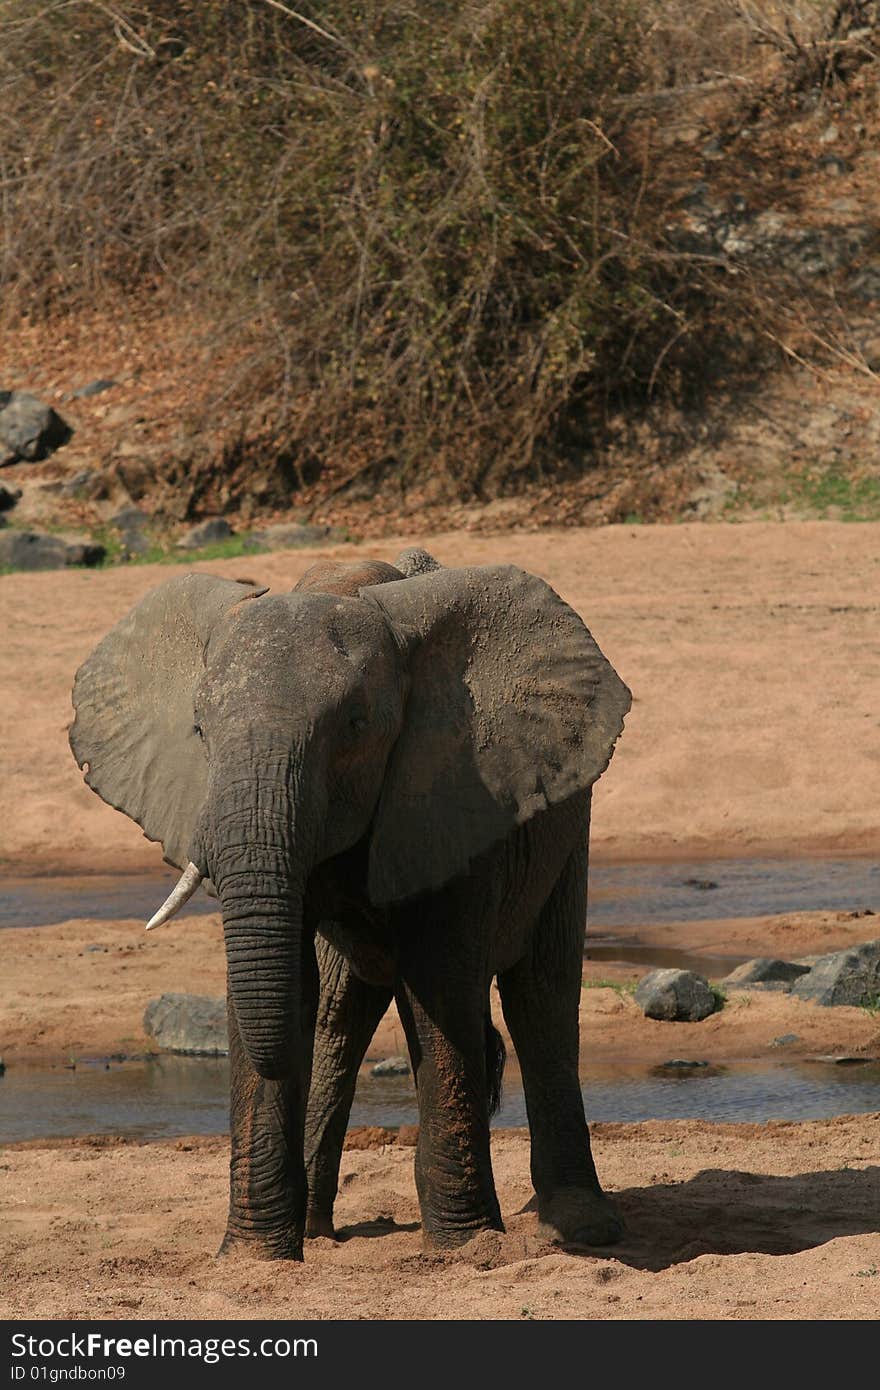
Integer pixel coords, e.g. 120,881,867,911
1,1121,878,1320
2,521,879,1319
2,520,880,872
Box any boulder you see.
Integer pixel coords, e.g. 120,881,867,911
0,390,72,462
790,940,880,1008
721,958,811,991
634,968,718,1022
143,993,228,1056
0,483,20,512
176,517,233,549
59,468,109,500
252,522,329,549
0,530,105,571
370,1055,411,1077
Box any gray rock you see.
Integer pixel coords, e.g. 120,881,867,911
769,1033,801,1048
176,517,234,549
0,483,20,511
634,968,718,1022
721,958,811,990
252,522,329,549
0,530,105,571
143,993,228,1056
60,468,108,500
394,547,442,577
112,505,149,529
0,391,72,462
791,940,880,1008
112,506,152,557
806,1054,875,1065
70,378,116,399
370,1055,411,1077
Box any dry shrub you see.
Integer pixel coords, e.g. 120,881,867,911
0,1,873,507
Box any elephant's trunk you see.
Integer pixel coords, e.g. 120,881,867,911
220,876,304,1081
212,748,317,1082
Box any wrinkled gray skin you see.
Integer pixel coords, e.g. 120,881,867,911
70,548,631,1259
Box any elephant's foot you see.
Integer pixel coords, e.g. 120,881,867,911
217,1225,304,1261
535,1186,624,1247
420,1215,505,1251
304,1207,337,1240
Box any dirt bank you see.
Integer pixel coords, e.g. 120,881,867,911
2,912,879,1068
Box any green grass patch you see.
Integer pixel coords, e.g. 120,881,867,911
582,978,637,995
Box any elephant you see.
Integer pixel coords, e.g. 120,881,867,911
70,547,631,1259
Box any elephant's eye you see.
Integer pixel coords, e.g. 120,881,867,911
349,715,367,735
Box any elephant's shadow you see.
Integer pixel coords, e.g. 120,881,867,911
333,1165,880,1267
602,1164,880,1272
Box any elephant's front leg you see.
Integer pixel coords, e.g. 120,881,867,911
220,955,317,1260
304,939,393,1238
397,919,503,1249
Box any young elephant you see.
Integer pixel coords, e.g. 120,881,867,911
70,550,630,1259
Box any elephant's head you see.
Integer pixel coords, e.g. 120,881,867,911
70,564,630,1082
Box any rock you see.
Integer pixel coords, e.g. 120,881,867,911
70,379,116,399
0,530,105,571
682,877,719,891
769,1033,801,1048
818,123,839,145
111,505,152,557
60,468,109,500
112,505,149,530
252,522,330,549
721,958,811,991
791,940,880,1008
370,1055,411,1077
143,993,228,1056
0,391,73,462
394,547,442,577
0,483,20,511
176,517,234,549
659,1059,709,1069
634,968,718,1022
806,1054,875,1065
84,944,107,954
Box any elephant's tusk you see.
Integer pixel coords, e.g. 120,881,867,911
145,862,203,931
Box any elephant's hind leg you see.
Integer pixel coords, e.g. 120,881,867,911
396,909,504,1249
497,841,623,1247
304,940,392,1238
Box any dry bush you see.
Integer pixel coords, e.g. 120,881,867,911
0,0,874,508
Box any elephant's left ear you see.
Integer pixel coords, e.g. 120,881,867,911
70,574,267,872
361,565,631,905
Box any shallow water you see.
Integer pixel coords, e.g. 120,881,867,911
2,1055,879,1144
3,856,877,932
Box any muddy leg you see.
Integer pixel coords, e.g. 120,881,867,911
396,915,503,1248
498,840,623,1246
304,940,392,1237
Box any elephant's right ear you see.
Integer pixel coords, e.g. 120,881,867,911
70,574,267,870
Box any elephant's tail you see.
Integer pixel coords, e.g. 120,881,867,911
485,1015,506,1118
